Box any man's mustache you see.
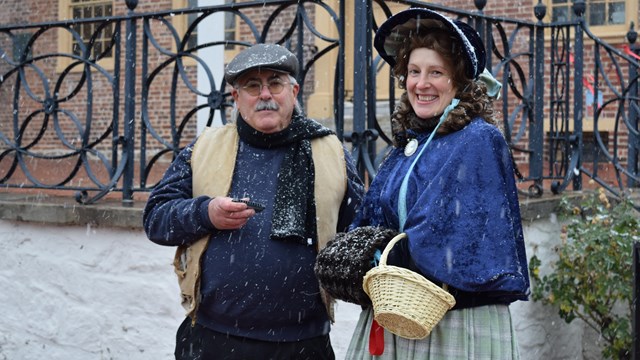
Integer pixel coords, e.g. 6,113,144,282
256,100,279,111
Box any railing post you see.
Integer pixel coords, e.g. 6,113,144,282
335,0,346,141
634,242,640,360
352,0,373,180
122,0,138,206
571,0,585,191
474,0,490,70
628,23,639,189
531,1,546,190
295,6,305,108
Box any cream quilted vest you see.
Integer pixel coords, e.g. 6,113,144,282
173,123,347,324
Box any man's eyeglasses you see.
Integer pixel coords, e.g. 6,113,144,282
238,78,290,96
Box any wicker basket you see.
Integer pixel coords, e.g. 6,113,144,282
362,233,456,339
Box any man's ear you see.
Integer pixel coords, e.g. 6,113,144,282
291,83,300,97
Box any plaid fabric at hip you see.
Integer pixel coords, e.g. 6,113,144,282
345,305,520,360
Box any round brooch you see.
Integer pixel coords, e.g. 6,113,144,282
404,138,419,157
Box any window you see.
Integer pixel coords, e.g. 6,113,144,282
58,0,114,71
548,0,637,40
13,33,33,62
185,0,198,50
173,0,238,61
224,0,236,50
551,0,625,25
69,0,114,59
174,0,235,51
582,131,609,162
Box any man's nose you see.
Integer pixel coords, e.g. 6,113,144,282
259,84,272,98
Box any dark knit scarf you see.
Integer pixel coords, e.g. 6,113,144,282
236,112,334,246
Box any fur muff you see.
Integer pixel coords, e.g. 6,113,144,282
314,226,398,306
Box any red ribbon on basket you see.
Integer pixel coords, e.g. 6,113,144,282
369,319,384,355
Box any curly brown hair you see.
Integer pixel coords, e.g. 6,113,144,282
390,28,497,147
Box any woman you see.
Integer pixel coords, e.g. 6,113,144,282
345,8,530,359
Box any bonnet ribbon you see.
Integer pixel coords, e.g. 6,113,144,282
397,98,460,231
368,98,460,356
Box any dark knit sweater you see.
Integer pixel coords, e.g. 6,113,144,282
143,137,363,342
197,142,327,341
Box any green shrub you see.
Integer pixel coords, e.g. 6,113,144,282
529,188,639,359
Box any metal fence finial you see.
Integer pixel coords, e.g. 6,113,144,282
628,22,638,44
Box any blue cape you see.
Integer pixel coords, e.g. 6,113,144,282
352,119,530,299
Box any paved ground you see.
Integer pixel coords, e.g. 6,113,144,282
329,301,362,359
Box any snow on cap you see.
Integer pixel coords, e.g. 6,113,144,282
374,8,486,80
224,43,299,85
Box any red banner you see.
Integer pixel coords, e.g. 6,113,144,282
623,44,640,61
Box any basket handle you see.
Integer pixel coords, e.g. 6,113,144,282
378,233,407,266
377,232,451,292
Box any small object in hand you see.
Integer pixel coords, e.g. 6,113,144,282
232,198,265,212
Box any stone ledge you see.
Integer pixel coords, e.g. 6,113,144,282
518,194,567,223
0,193,145,230
0,192,569,230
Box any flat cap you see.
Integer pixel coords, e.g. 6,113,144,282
224,43,299,85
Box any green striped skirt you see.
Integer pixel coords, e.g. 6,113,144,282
345,304,520,360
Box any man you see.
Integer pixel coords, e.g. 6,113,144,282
143,43,363,360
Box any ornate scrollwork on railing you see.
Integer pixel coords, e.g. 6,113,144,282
546,23,576,195
139,0,344,190
0,0,637,208
578,23,640,202
363,1,543,193
0,19,124,204
485,18,543,197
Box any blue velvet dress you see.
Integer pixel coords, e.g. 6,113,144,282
352,117,529,303
345,118,529,359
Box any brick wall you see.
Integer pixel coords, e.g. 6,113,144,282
0,0,637,191
401,1,636,174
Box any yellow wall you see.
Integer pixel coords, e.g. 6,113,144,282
305,0,340,119
307,1,406,119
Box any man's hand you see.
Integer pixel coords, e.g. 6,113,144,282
208,197,256,230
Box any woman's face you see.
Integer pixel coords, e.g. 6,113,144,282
405,47,457,120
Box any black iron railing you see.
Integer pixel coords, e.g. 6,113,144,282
0,0,638,208
356,0,640,205
634,241,640,360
